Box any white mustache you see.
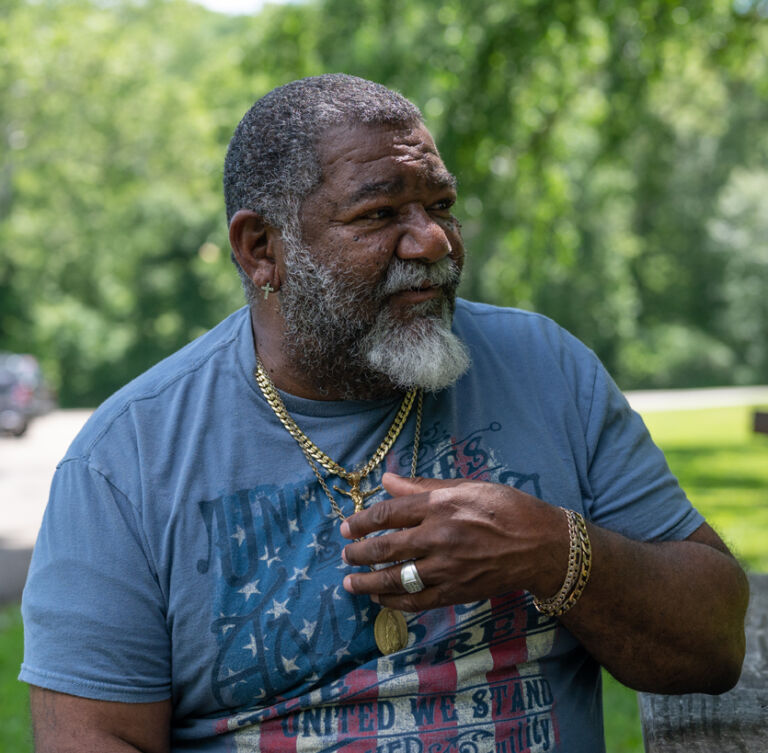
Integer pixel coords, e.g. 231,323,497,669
379,258,460,296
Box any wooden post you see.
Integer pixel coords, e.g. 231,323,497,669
638,572,768,752
753,411,768,435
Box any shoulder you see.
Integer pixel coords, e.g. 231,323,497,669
453,298,598,370
451,299,605,430
65,307,251,462
455,298,577,339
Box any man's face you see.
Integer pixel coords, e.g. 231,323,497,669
278,122,469,399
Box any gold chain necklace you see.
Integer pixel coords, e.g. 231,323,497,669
254,363,418,512
253,361,423,655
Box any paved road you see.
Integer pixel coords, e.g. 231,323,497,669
2,386,767,605
0,410,91,604
624,385,768,413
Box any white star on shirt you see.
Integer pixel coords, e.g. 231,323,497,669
218,612,236,635
238,581,261,600
307,534,325,554
290,566,310,582
288,518,299,532
225,668,248,686
322,584,343,601
260,546,281,567
350,607,369,623
300,619,317,640
231,526,246,547
243,633,259,657
282,655,300,673
335,645,351,661
267,598,290,619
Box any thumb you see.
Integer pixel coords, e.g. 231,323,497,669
381,472,469,496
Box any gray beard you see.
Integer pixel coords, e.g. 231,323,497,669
278,238,470,399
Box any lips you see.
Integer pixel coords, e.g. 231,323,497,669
389,284,441,304
394,280,436,295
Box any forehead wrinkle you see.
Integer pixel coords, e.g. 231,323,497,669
336,169,457,212
315,125,458,213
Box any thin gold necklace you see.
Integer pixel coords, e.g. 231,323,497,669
253,361,423,655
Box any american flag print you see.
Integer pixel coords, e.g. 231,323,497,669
198,420,577,752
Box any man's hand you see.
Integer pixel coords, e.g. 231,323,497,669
340,472,749,695
340,473,569,611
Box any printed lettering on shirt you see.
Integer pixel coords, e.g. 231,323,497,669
197,420,559,751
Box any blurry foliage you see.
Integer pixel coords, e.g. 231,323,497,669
0,0,766,405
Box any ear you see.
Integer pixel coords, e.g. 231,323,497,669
228,210,283,292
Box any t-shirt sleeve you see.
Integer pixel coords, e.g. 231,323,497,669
19,457,171,702
580,353,704,542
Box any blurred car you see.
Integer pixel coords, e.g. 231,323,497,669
0,353,56,437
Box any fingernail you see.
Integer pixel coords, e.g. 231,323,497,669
340,521,350,538
343,575,353,592
371,594,380,604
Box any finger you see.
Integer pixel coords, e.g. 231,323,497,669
340,494,427,540
381,472,470,497
342,563,406,596
342,527,424,568
343,559,429,596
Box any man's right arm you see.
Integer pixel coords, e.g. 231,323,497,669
30,686,172,753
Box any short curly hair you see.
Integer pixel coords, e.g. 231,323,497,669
223,74,423,301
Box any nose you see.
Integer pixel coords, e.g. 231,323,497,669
396,204,453,263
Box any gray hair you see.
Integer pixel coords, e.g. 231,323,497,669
222,74,423,303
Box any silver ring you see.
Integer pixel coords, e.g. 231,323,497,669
400,561,425,593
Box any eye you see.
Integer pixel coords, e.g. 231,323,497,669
359,206,395,221
430,197,456,214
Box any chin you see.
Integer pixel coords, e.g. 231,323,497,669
362,309,471,393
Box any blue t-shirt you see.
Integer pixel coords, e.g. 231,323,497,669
20,300,702,752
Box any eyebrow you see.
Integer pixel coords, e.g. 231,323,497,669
339,170,458,211
347,178,406,207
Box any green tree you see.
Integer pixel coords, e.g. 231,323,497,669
1,0,766,403
1,0,246,404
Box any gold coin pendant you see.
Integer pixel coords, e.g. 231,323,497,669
373,607,408,655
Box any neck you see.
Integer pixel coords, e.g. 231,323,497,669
250,308,401,401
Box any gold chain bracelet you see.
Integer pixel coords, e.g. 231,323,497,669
533,509,592,617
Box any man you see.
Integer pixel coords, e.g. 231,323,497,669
21,74,747,753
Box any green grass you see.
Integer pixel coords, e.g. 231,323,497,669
1,405,765,752
0,604,32,753
602,403,768,753
642,406,768,571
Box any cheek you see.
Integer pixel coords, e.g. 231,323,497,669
349,247,390,277
449,238,465,269
333,248,389,290
446,218,463,242
322,234,394,288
